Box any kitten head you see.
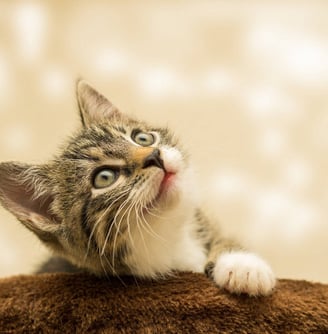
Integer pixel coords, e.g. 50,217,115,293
0,81,193,276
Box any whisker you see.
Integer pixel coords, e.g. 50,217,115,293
101,253,127,287
126,201,137,250
99,189,130,256
111,196,137,269
84,189,129,262
146,198,163,215
144,203,162,218
134,201,151,265
99,250,110,279
138,198,166,243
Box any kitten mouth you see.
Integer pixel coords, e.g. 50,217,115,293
157,170,178,200
159,171,176,194
143,171,177,213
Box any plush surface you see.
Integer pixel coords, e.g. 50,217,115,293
0,272,327,333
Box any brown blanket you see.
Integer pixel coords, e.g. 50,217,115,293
0,272,327,333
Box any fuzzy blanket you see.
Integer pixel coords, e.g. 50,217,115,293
0,272,327,333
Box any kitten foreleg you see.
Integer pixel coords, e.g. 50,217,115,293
205,238,276,296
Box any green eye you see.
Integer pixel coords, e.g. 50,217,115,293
133,132,155,146
93,169,117,189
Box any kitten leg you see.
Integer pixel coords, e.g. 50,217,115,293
205,239,276,296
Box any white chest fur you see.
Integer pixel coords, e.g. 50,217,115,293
126,203,206,278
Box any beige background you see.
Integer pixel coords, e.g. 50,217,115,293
0,1,327,282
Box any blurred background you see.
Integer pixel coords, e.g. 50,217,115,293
0,1,327,282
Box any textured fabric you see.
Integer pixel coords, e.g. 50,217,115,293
0,272,327,333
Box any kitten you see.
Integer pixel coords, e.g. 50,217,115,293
0,81,275,296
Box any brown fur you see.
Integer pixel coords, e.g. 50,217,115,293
0,272,327,333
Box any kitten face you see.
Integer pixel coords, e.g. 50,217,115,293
0,81,191,276
53,116,188,273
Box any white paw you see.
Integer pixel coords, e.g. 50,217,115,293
213,251,276,296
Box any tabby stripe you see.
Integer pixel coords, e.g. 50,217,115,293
99,125,116,136
89,132,114,143
81,197,99,250
115,242,130,262
62,152,100,162
113,126,127,134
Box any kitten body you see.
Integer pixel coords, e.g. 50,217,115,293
0,81,275,296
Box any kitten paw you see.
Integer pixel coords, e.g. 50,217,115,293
213,251,276,296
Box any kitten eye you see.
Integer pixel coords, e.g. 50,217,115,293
132,131,155,146
93,169,117,189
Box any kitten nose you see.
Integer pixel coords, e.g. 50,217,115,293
142,149,165,170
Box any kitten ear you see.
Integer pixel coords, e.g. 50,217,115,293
76,80,121,127
0,162,61,246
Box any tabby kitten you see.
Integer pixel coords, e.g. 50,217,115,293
0,81,275,296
